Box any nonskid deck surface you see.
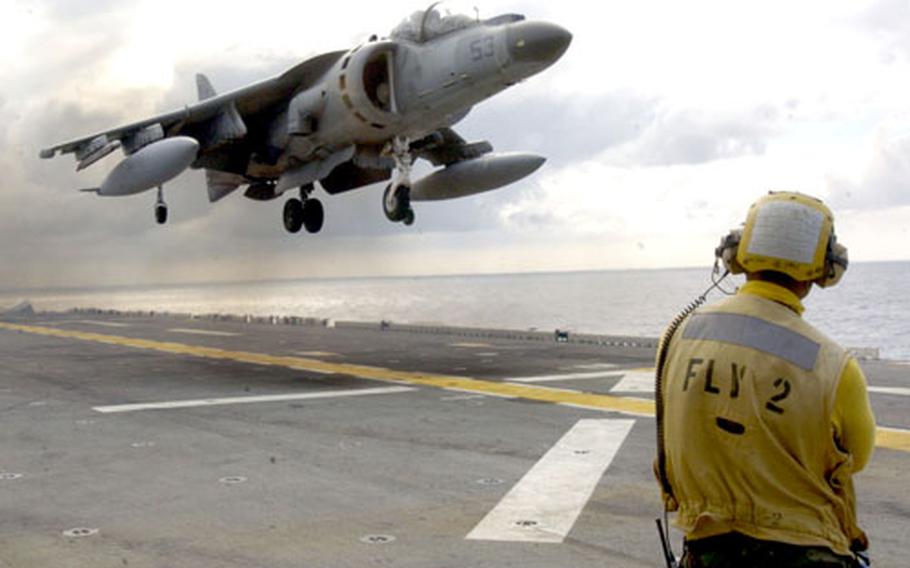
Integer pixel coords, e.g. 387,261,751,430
0,313,907,567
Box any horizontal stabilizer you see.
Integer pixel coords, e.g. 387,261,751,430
205,169,245,202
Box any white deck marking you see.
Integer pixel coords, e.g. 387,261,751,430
450,342,493,348
76,320,131,328
868,386,910,397
611,369,655,393
295,351,339,358
571,363,618,370
558,401,654,417
93,386,415,414
506,371,620,384
440,394,487,402
466,418,635,543
168,328,240,337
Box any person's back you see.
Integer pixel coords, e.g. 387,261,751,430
655,192,875,567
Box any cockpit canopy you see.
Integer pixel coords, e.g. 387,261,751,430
390,2,524,44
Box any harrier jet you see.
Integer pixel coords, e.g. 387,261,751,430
40,3,572,233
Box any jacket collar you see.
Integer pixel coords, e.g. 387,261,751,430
738,280,805,315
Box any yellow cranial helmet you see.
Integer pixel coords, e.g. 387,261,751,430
717,191,848,287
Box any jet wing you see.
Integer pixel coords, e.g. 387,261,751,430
40,50,347,169
411,127,493,167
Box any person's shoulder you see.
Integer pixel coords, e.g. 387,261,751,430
698,293,743,313
796,315,847,352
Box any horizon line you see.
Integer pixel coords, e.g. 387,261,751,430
1,259,908,296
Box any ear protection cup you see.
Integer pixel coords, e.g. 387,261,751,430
714,226,849,287
816,237,848,288
715,229,744,275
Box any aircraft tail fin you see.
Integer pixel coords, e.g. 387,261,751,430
196,74,217,101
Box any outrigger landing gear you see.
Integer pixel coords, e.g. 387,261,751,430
154,186,168,225
382,137,416,226
282,183,324,234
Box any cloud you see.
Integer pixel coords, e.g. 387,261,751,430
835,205,910,262
826,132,910,210
498,153,769,240
599,104,781,167
38,0,125,22
457,90,660,166
2,1,909,290
856,0,910,63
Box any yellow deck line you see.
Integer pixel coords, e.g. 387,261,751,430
876,428,910,452
2,321,908,453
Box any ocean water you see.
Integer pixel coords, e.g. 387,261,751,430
1,262,908,360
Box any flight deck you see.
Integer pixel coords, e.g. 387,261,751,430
0,311,907,567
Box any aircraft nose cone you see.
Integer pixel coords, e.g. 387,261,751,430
507,21,572,66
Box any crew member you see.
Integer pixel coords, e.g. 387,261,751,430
654,191,876,567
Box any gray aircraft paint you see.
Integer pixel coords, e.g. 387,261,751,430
40,6,571,231
93,137,199,196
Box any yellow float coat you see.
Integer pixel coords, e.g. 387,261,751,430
658,281,874,556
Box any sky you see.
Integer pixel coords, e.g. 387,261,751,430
1,0,909,289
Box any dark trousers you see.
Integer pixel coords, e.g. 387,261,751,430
682,532,857,568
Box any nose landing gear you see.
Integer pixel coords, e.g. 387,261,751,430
382,137,416,226
383,182,414,225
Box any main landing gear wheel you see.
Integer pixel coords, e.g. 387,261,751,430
283,197,324,234
302,198,324,234
154,186,168,225
383,183,414,224
283,198,304,233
